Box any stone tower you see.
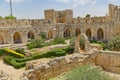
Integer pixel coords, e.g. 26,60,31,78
109,4,120,21
44,9,73,23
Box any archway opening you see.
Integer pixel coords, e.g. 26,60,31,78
97,28,104,40
75,28,81,36
13,32,22,43
64,28,71,38
86,28,91,40
0,35,4,44
28,31,35,41
48,30,53,39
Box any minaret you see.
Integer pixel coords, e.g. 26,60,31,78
10,0,13,16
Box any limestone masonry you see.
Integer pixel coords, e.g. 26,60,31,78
0,4,120,44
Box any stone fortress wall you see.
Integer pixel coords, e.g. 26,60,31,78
0,4,120,45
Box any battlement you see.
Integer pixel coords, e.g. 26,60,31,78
44,9,73,23
0,19,41,27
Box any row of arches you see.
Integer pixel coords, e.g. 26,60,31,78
0,31,35,44
13,31,35,43
63,28,104,40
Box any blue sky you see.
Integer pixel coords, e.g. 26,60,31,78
0,0,120,19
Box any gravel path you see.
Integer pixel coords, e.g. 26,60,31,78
0,60,25,80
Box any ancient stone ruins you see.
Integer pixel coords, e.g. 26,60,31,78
0,4,119,44
0,4,120,80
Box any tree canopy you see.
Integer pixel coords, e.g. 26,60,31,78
86,14,91,18
4,15,16,19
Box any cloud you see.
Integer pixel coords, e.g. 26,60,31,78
56,0,70,4
53,0,97,7
5,0,31,3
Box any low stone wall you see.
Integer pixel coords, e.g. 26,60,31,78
22,53,89,80
89,50,120,74
21,50,120,80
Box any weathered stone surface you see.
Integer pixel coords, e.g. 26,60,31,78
23,53,88,80
0,70,9,80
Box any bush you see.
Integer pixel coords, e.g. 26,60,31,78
4,56,14,65
79,36,85,50
27,38,44,49
52,37,65,44
4,48,25,58
108,36,120,51
0,49,6,56
4,15,16,19
32,49,66,59
15,57,33,62
15,48,25,55
4,56,32,69
70,37,85,50
40,32,47,39
10,59,26,69
70,37,76,48
66,64,111,80
63,47,74,54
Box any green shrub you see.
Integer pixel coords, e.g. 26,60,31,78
63,47,74,54
4,56,14,65
0,49,6,56
4,48,25,58
70,37,76,48
66,64,111,80
70,37,85,50
79,36,85,50
10,59,26,69
4,15,16,19
40,32,47,39
15,57,33,62
52,37,65,44
108,36,120,51
4,56,30,69
27,38,44,49
32,49,66,59
15,48,25,55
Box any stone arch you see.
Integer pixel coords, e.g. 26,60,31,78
48,30,53,39
0,35,4,44
13,32,22,43
74,33,90,53
86,28,91,40
75,28,81,36
28,31,35,41
97,28,104,40
64,28,71,38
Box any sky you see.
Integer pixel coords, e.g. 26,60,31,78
0,0,120,19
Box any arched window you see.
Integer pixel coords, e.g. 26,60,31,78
75,28,81,36
28,31,34,41
64,28,71,38
97,28,104,40
86,28,91,40
48,30,53,39
13,32,22,43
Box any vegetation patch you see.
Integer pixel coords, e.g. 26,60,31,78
66,64,111,80
4,48,25,58
4,47,74,69
27,37,66,49
0,49,6,57
108,36,120,51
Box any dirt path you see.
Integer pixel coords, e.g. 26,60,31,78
105,71,120,80
0,60,25,80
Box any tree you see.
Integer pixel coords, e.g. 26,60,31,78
86,14,91,18
4,15,16,19
0,16,3,19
